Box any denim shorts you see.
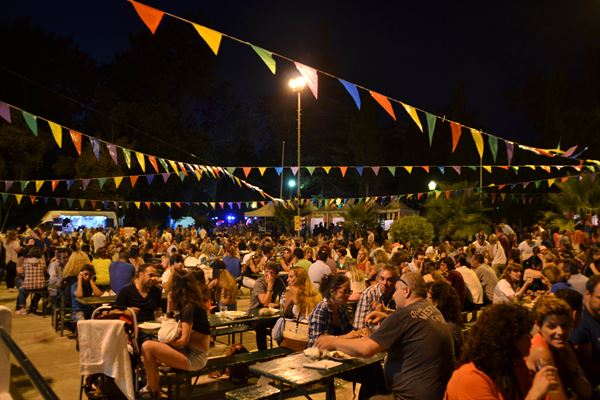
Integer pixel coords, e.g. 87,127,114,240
183,347,208,371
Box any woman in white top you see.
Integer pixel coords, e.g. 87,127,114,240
3,230,21,291
487,234,507,276
493,264,533,304
345,259,366,301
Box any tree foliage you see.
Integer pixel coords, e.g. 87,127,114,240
389,215,434,246
423,181,491,240
540,176,600,231
341,202,380,237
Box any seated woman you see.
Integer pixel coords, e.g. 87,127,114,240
283,266,322,319
307,274,353,347
439,257,467,308
493,264,534,304
140,269,211,400
345,259,366,301
71,264,103,322
428,280,464,359
208,268,238,311
525,295,592,400
91,247,111,288
445,304,559,400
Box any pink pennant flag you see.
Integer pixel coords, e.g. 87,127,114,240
294,62,318,99
0,102,11,122
107,143,118,164
506,141,514,165
290,167,298,176
161,173,170,183
371,166,380,176
69,130,82,155
452,166,461,175
128,0,164,34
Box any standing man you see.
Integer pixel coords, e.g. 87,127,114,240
353,264,397,330
91,227,107,253
248,263,286,350
316,272,455,399
308,246,332,290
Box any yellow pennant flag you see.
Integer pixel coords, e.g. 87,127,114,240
165,202,171,208
168,160,179,173
114,176,123,188
547,178,556,187
193,23,222,55
15,194,23,204
435,190,441,199
134,201,141,209
470,128,484,159
526,165,536,170
401,103,423,132
35,181,44,192
194,170,202,180
322,166,332,174
79,199,86,208
48,121,63,148
483,165,492,173
404,166,413,174
258,167,267,176
135,152,146,172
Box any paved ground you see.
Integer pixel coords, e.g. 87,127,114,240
1,285,358,400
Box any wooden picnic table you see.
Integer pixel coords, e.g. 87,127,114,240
249,351,385,400
78,292,167,306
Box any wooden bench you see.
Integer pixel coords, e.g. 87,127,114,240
159,346,294,399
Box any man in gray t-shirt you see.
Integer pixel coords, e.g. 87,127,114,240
249,263,285,350
316,272,455,399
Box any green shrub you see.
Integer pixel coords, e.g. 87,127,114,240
389,215,434,245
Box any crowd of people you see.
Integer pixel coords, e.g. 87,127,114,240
1,220,599,399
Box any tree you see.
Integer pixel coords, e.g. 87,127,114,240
272,203,312,235
423,181,491,241
540,176,600,231
389,215,434,246
341,202,380,238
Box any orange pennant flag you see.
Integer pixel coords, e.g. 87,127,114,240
128,0,164,34
243,167,252,177
560,176,569,183
444,191,452,199
130,175,139,188
145,201,151,209
178,162,188,176
450,122,462,153
148,156,159,173
51,180,59,191
69,130,82,155
369,91,396,121
541,166,551,173
422,166,430,173
339,166,348,177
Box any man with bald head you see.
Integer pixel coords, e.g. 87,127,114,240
317,272,455,399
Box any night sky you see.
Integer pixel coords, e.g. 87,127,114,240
4,0,599,146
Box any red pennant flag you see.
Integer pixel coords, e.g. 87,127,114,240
128,0,164,34
90,200,97,209
148,156,159,173
51,180,59,191
175,202,182,208
560,176,569,183
444,191,451,199
369,91,396,121
145,202,151,209
69,130,82,155
422,166,430,173
130,175,139,188
243,167,252,177
29,195,37,204
417,192,423,200
498,184,506,190
498,166,510,170
260,201,266,206
339,166,348,177
450,122,462,153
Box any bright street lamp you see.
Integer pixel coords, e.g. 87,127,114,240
287,179,296,188
428,180,437,191
288,76,306,238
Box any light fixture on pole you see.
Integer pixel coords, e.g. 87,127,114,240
428,180,437,191
288,76,306,238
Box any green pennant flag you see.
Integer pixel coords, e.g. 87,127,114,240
425,113,437,146
20,181,30,191
387,166,396,176
21,111,38,136
251,45,276,74
306,167,316,175
488,135,498,162
178,172,186,182
467,166,477,171
512,166,520,173
534,180,541,188
226,167,236,175
66,198,74,207
158,158,170,172
122,148,132,169
1,193,8,203
97,177,107,189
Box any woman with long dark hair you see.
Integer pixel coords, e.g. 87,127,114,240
140,269,210,399
428,280,464,358
445,304,559,399
493,264,533,304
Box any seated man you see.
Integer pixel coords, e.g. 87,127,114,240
317,272,455,400
248,262,285,350
115,264,162,323
353,264,397,330
71,264,103,322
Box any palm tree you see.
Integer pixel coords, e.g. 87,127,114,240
342,202,380,238
540,176,600,231
273,203,313,235
423,181,492,241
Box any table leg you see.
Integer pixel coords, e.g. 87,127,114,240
325,378,336,400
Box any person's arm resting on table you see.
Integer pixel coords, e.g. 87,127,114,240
316,335,383,358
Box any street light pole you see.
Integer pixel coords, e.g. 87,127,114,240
289,77,306,239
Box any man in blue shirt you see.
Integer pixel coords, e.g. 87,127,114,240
222,246,242,278
109,250,135,295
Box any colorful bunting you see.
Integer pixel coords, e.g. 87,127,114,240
506,141,514,165
251,45,276,74
291,167,298,176
21,111,38,136
48,121,63,148
275,167,283,176
488,136,498,162
122,148,132,169
148,156,159,173
90,137,101,160
97,177,107,189
401,103,423,132
470,128,484,159
193,23,223,55
69,130,82,155
387,166,396,176
294,62,319,99
0,102,11,122
128,0,164,34
339,166,348,177
450,122,462,153
114,176,123,188
107,144,118,164
136,152,146,172
369,91,396,121
338,79,361,110
323,166,331,174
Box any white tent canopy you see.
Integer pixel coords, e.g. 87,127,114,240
244,203,276,217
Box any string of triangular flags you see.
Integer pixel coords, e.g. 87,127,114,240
0,190,274,211
220,162,596,178
0,100,283,203
127,0,592,165
284,172,596,209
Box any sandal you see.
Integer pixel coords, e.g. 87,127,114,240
138,386,159,400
